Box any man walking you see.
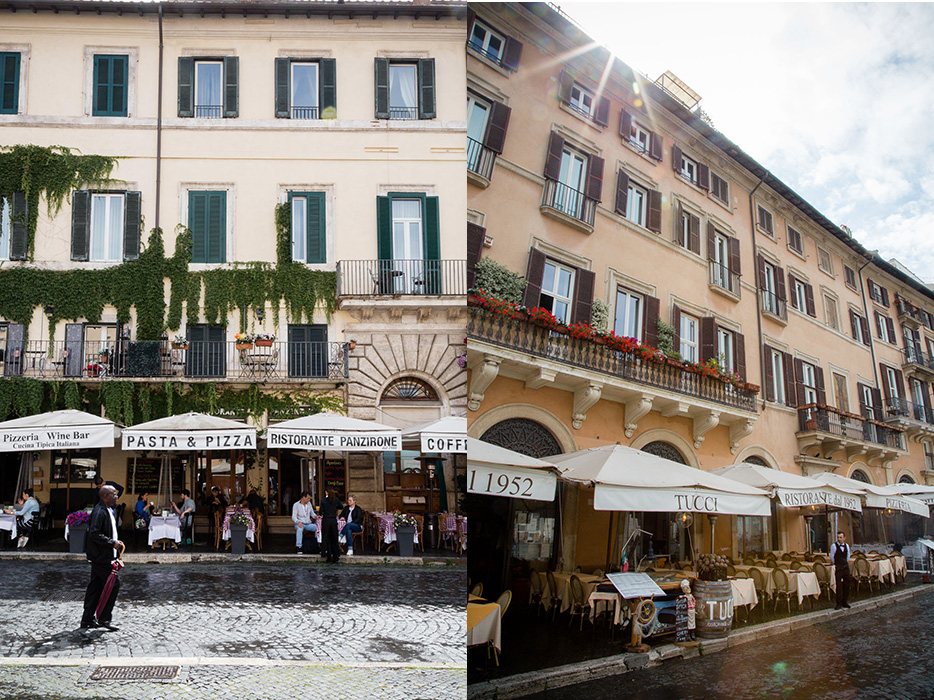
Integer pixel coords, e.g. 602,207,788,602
81,485,124,631
830,530,851,610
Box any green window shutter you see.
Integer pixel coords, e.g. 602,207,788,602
423,196,441,294
374,58,390,119
188,191,207,262
207,192,226,263
307,192,326,264
113,55,128,116
275,57,290,118
123,191,141,260
417,58,436,119
70,190,91,261
94,55,128,117
8,191,27,260
319,58,337,119
376,195,392,261
178,57,194,117
0,52,20,115
223,56,239,118
93,56,108,115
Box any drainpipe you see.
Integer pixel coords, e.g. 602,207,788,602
747,176,766,411
857,251,880,422
155,3,164,231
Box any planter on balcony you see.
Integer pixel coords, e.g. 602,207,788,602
235,343,253,351
805,419,818,431
744,383,760,392
172,343,189,350
255,339,274,347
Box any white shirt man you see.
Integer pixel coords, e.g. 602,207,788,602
291,492,318,553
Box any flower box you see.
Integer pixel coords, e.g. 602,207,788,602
172,342,189,350
235,342,253,351
254,339,274,347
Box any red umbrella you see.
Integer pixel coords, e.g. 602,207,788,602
94,556,125,623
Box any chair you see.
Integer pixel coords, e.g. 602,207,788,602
352,515,366,554
813,561,832,601
529,570,544,614
743,556,756,566
853,557,875,594
781,553,792,561
412,514,424,553
726,564,736,577
682,565,693,573
777,561,790,570
488,590,512,666
213,510,223,550
253,511,263,551
568,575,591,631
469,582,483,598
750,567,768,610
771,568,793,614
438,513,457,551
868,549,879,555
545,571,560,620
734,569,749,579
592,568,604,578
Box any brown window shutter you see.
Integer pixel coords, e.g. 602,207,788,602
676,203,685,246
881,286,889,307
649,132,663,161
857,382,869,417
872,387,883,416
558,69,574,104
860,316,871,346
502,35,523,72
543,131,565,180
642,295,661,347
647,189,662,233
794,358,806,407
728,236,741,276
618,108,632,140
734,332,746,380
706,222,716,261
885,316,895,342
783,352,796,407
849,309,859,340
672,144,682,172
585,155,604,202
466,222,486,290
815,366,826,404
483,101,511,154
763,345,775,402
894,368,906,400
700,317,716,361
921,381,932,410
697,163,709,191
688,213,700,254
804,283,816,317
788,273,796,305
879,364,891,400
615,170,629,216
874,310,882,338
775,267,786,301
756,255,766,290
672,305,681,351
570,268,595,326
594,96,610,127
522,248,546,308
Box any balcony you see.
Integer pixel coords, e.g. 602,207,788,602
467,136,496,188
759,289,787,322
709,261,741,299
796,404,905,466
896,298,925,328
883,397,934,440
540,180,597,233
336,259,466,297
468,304,758,450
901,346,934,380
1,339,348,383
291,105,319,119
194,104,223,119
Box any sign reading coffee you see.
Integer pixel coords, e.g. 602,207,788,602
420,435,467,454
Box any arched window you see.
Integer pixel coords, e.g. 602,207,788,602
744,455,769,467
899,474,916,484
480,418,561,459
381,377,439,402
851,469,870,483
640,441,687,465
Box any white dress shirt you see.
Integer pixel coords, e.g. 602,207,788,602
107,506,119,560
292,500,314,526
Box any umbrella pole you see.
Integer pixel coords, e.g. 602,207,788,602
708,514,718,554
131,455,137,496
65,451,72,512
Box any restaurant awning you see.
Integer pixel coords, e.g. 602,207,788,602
712,462,863,513
121,412,257,451
267,412,402,452
0,409,116,452
812,473,930,517
467,437,563,502
401,416,467,453
550,444,771,516
887,483,934,505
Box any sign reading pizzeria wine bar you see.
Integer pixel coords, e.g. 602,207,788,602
0,424,114,452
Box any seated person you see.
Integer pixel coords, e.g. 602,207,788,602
13,488,39,548
339,495,365,556
171,489,196,545
134,492,153,528
291,491,317,553
246,489,265,515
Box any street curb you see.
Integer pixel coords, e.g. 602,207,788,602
0,657,465,669
468,585,934,700
0,551,466,567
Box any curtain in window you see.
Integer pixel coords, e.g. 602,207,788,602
0,198,9,260
389,65,417,113
196,63,222,111
292,64,317,108
291,197,307,262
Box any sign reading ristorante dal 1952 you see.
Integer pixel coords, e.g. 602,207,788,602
0,425,114,452
776,489,862,512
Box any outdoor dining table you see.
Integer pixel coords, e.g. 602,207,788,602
587,590,624,625
221,510,256,544
733,564,778,596
149,514,182,547
0,513,17,542
372,512,420,546
729,577,758,611
786,570,821,606
314,516,347,545
549,572,604,613
467,600,502,652
849,557,895,584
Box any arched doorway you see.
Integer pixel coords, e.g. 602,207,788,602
848,468,882,544
633,441,691,565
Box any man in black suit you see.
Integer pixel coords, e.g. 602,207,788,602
81,485,124,631
319,490,343,564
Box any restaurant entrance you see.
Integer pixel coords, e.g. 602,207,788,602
194,450,247,510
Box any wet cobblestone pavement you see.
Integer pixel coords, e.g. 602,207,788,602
525,587,934,700
0,560,466,699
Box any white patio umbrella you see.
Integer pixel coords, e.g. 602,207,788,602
467,436,564,502
712,463,863,513
812,473,930,518
402,416,467,453
887,482,934,506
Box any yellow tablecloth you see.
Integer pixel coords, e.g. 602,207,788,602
729,578,758,610
468,594,485,603
588,590,623,625
467,602,501,652
550,573,604,613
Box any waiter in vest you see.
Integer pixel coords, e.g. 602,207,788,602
830,530,851,610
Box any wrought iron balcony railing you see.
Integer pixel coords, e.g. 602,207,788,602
541,179,597,227
709,261,741,296
467,136,496,181
291,105,319,119
884,397,934,425
759,289,787,320
797,404,905,450
896,298,925,326
389,107,418,119
469,306,757,411
467,41,505,66
1,339,348,382
903,346,934,372
336,259,466,297
195,104,223,118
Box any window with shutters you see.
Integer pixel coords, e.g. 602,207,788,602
290,62,318,119
824,294,839,331
466,91,510,183
833,373,849,412
468,19,506,64
717,328,734,372
770,350,785,405
467,95,490,172
614,287,642,340
787,226,803,255
817,247,834,275
710,231,731,291
757,205,774,236
801,362,818,404
710,171,729,205
851,310,869,345
388,63,418,119
275,58,336,120
877,312,895,344
761,260,779,315
678,153,698,185
926,336,934,359
194,61,224,118
910,378,926,420
568,83,594,119
677,207,699,253
188,190,227,264
792,278,807,313
0,197,10,260
680,312,698,362
540,260,576,325
0,52,21,115
92,55,128,117
885,366,901,399
844,265,857,291
71,190,140,263
553,147,588,219
630,122,651,154
867,279,887,306
925,440,934,470
288,192,326,264
375,192,440,295
627,181,648,228
89,193,124,261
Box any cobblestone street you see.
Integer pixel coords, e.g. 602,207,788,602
0,560,466,699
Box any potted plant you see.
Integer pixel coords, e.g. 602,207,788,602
228,509,251,556
98,346,112,361
66,510,91,554
254,332,275,347
234,332,254,351
172,334,189,350
393,510,418,558
694,553,734,639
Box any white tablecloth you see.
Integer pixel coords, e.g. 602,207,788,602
849,557,895,584
730,578,758,610
789,571,821,605
149,515,182,546
588,590,624,625
0,513,17,539
467,602,501,652
314,516,347,545
222,526,256,543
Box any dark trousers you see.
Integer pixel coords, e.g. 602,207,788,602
82,562,119,626
835,565,849,607
321,517,339,562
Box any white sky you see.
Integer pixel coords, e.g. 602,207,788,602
557,2,934,282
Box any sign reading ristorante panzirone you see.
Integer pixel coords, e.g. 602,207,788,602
268,429,402,452
0,424,114,452
776,489,862,512
122,429,256,451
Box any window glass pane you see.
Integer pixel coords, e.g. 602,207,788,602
292,197,307,262
486,33,503,60
0,197,9,260
541,263,556,295
469,24,486,50
467,99,489,142
392,198,420,220
196,62,222,113
90,194,107,260
291,63,318,110
107,195,123,261
556,267,572,298
389,64,417,115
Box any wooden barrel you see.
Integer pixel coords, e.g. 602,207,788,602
693,579,734,639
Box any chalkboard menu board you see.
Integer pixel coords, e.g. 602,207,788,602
323,459,346,500
125,458,186,495
675,596,689,643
